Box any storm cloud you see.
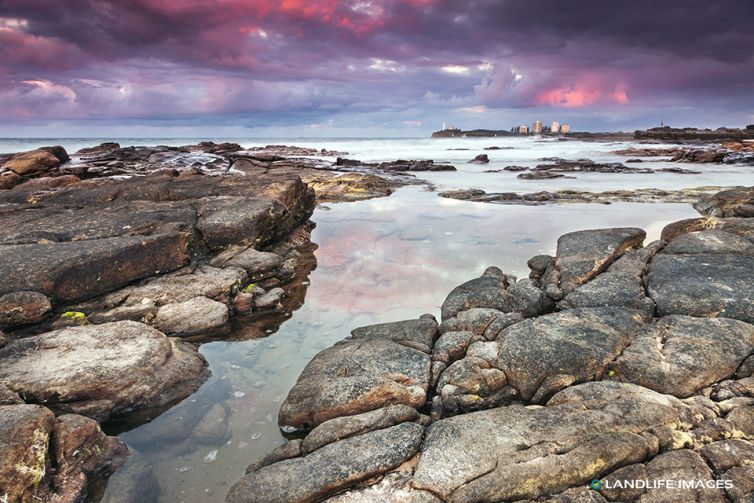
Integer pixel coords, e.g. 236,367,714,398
1,0,753,134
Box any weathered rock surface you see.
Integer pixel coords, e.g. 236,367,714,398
0,321,208,420
555,227,646,295
441,266,551,320
647,251,754,323
694,187,754,218
610,315,754,397
228,195,754,503
350,314,438,353
154,296,229,337
439,186,732,206
496,307,647,402
0,290,51,327
1,146,69,177
278,325,431,431
226,422,423,503
413,381,701,503
300,404,419,454
0,404,126,503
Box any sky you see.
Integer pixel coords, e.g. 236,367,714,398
1,0,753,137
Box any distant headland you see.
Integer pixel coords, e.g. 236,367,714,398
431,123,754,141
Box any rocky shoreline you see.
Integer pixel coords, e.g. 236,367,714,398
0,142,329,502
226,187,754,503
1,138,753,502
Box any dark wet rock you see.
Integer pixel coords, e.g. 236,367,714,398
278,323,431,431
468,154,489,164
154,296,229,337
0,404,126,503
52,413,129,495
658,166,702,174
412,381,701,503
504,165,528,171
441,267,551,321
301,404,419,455
646,252,754,323
610,315,754,398
0,233,192,304
75,142,121,156
334,158,456,172
0,290,51,328
0,146,69,176
496,307,647,402
0,169,315,306
694,186,754,218
517,170,566,179
0,321,208,421
439,187,733,206
226,422,423,503
0,404,55,502
555,227,646,295
351,315,438,354
533,158,652,174
662,229,754,255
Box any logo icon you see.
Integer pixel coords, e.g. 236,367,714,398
590,479,603,490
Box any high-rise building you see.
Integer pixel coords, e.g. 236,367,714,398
550,121,560,133
517,125,529,134
532,120,543,133
560,124,570,134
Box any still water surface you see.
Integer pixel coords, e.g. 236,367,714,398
0,137,736,502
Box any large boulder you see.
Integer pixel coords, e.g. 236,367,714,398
610,315,754,397
0,404,126,503
646,252,754,323
278,317,434,431
1,146,68,176
555,227,646,295
411,381,701,503
694,186,754,218
226,422,424,503
495,307,647,402
0,404,55,502
559,270,652,312
441,267,551,321
0,321,209,420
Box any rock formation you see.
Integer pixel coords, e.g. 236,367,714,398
227,187,754,503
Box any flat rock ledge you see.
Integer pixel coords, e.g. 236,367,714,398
227,190,754,503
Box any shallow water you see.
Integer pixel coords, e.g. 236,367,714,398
104,190,700,503
1,137,749,502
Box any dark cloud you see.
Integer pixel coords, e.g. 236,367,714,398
0,0,753,132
